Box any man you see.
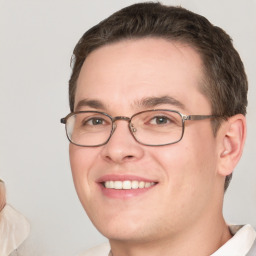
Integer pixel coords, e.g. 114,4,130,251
61,2,256,255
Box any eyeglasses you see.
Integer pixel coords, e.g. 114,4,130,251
60,109,218,147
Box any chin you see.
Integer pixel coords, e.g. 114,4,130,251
93,213,163,243
90,213,144,239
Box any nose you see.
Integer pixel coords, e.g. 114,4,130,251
100,120,144,164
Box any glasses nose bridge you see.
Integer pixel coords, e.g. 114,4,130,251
111,115,133,132
112,116,131,123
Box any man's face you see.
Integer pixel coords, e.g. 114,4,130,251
69,38,223,242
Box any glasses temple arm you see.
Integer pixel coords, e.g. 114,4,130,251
184,115,218,121
60,118,66,124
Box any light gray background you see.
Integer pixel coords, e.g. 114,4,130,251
0,0,255,255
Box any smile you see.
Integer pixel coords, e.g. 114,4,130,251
98,175,158,199
104,180,156,190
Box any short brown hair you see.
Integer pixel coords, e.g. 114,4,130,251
68,2,248,190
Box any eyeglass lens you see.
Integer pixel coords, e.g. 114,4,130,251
66,110,184,146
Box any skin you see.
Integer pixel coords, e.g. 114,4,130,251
69,38,246,256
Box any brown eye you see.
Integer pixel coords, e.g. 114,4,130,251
87,118,105,125
151,116,170,124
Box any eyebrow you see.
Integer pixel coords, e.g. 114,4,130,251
135,96,186,110
75,95,186,112
75,99,107,111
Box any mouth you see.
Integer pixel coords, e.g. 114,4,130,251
97,175,158,199
103,180,156,190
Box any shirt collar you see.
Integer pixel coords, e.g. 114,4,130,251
211,224,256,256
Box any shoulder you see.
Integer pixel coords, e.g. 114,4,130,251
78,243,110,256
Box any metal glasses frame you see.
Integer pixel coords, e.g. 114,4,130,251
60,109,219,147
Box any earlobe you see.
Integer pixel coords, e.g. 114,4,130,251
218,114,246,176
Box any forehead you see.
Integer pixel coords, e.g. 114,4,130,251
75,38,210,113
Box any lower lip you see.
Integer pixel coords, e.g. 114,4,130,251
99,184,156,199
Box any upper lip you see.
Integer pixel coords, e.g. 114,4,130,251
96,174,158,183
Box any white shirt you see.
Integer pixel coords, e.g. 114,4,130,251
79,225,256,256
211,225,256,256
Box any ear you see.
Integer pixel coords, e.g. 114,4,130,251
217,114,246,177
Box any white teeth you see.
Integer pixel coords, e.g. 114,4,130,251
104,180,156,189
139,181,145,188
122,181,132,189
105,181,110,188
109,181,114,189
145,182,151,188
114,181,123,189
131,180,139,189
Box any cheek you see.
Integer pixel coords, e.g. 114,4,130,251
69,144,98,174
69,144,99,202
69,144,86,180
151,132,217,194
150,140,218,224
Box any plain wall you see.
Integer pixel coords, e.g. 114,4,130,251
0,0,255,255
